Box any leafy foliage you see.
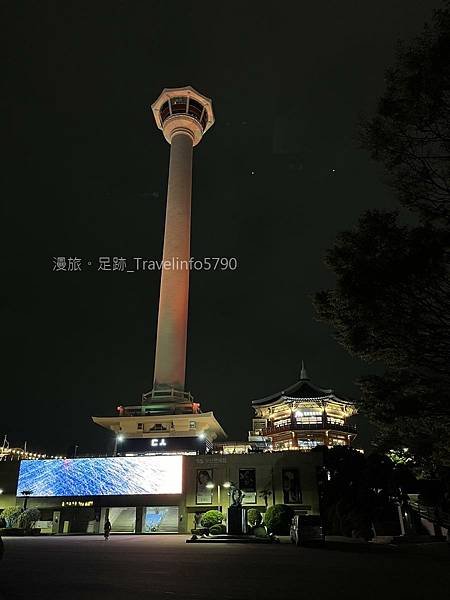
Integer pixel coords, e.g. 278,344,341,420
200,510,223,529
18,508,41,529
2,507,22,528
315,5,450,470
252,525,268,538
247,508,263,527
263,504,294,535
209,524,226,535
360,4,450,223
258,489,272,507
320,447,411,538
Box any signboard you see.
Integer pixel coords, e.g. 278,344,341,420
282,468,302,504
17,456,182,497
118,436,206,454
196,469,213,505
239,468,257,504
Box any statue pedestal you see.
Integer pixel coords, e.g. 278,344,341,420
227,506,246,535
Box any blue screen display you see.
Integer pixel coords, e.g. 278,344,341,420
17,456,182,497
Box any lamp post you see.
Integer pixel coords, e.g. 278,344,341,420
113,434,124,457
206,481,231,513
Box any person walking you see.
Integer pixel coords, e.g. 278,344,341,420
104,517,112,540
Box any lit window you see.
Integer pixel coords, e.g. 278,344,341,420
160,101,171,123
171,97,187,114
187,98,203,121
200,110,208,129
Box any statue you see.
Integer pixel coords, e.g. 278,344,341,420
193,512,202,528
227,484,246,535
231,486,245,506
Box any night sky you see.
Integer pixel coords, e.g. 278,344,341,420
2,1,442,455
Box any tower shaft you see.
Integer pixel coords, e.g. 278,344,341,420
150,86,214,400
153,132,193,390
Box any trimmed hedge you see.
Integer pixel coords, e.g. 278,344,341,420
200,510,223,529
209,524,226,535
247,508,263,527
264,504,294,535
253,525,268,538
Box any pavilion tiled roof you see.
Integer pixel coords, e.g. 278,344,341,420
251,363,353,408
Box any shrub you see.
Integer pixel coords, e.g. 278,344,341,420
2,507,22,528
247,508,263,527
253,525,268,538
18,508,41,530
209,524,226,535
264,504,294,535
200,510,223,529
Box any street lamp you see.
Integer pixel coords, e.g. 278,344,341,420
114,434,125,456
206,481,231,512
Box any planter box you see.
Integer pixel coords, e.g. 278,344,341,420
0,527,41,536
0,528,25,537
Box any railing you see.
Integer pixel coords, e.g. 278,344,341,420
142,388,194,403
409,498,450,529
262,421,357,436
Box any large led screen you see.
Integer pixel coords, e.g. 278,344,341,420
17,456,182,497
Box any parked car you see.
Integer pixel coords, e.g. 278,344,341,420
290,515,325,546
0,534,4,560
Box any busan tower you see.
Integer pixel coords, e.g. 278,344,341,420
93,88,226,453
150,87,214,395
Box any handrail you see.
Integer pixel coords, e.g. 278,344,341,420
409,499,450,529
262,421,357,435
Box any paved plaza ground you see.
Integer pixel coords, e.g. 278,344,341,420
0,535,449,600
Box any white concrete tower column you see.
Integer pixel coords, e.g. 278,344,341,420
151,87,214,392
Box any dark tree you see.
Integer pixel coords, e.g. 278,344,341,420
360,4,450,224
315,5,450,470
318,447,406,539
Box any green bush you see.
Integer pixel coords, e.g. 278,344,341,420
209,524,226,535
264,504,294,535
253,525,268,538
18,508,41,530
200,510,223,529
2,507,22,528
247,508,262,527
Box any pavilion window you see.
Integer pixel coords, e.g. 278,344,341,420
294,410,322,425
327,417,344,425
274,418,290,428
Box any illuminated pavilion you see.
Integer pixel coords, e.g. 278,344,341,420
249,363,357,451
